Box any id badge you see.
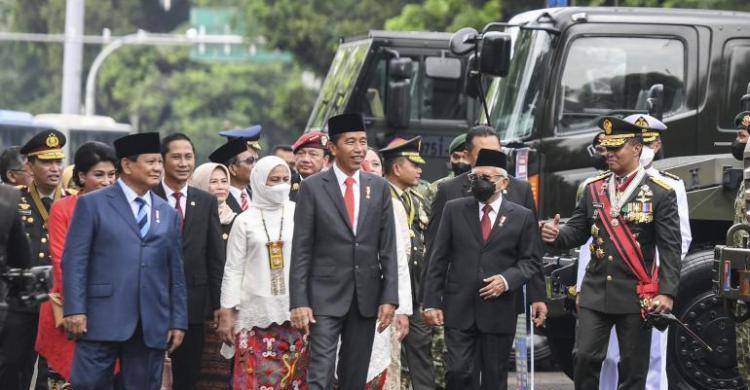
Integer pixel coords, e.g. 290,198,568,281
266,240,284,270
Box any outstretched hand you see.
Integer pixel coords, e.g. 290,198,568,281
541,214,561,243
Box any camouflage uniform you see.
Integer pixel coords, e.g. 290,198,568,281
734,179,750,383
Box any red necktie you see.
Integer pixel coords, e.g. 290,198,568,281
481,204,492,242
172,192,184,230
240,190,249,211
344,177,356,227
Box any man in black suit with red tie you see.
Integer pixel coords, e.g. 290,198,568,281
289,113,399,390
153,133,225,390
422,149,542,390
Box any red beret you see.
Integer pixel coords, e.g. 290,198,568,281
292,131,329,153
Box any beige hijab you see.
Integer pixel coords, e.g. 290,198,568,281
191,162,235,225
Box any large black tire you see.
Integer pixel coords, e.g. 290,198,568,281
667,249,746,389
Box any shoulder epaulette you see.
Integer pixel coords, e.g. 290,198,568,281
649,176,673,191
411,189,424,200
658,170,681,181
15,184,26,190
587,171,610,184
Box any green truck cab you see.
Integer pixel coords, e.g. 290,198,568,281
452,6,750,389
305,30,477,180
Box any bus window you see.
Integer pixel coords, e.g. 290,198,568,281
69,129,130,155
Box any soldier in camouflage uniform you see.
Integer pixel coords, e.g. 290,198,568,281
731,111,750,384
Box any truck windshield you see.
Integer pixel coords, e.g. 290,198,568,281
484,29,551,141
306,40,371,130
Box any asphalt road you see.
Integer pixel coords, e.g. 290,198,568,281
508,371,575,390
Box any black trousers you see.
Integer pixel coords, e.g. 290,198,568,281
403,313,436,390
171,323,205,390
574,307,652,390
444,325,514,390
0,310,48,390
307,297,377,390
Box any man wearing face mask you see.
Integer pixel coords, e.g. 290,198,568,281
422,148,541,390
420,133,469,208
541,117,682,390
578,115,691,390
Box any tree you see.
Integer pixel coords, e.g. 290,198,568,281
386,0,502,32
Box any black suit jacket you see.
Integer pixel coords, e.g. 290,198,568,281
0,184,30,269
290,168,399,318
425,172,546,305
226,190,243,215
154,184,226,323
551,173,682,314
423,198,541,334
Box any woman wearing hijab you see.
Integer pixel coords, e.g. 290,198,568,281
217,156,308,389
36,141,117,389
360,157,412,390
190,162,236,389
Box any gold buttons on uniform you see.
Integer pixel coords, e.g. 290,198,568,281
608,256,613,261
38,252,45,259
27,217,34,224
222,233,228,240
606,275,613,281
41,237,47,244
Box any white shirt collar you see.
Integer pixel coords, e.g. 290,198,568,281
332,161,360,185
479,193,503,213
228,185,246,200
118,178,151,206
162,180,188,198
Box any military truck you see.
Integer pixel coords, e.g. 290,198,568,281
304,30,478,180
450,7,750,390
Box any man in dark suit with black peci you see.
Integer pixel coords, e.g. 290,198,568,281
425,125,548,325
153,133,225,390
423,148,542,390
289,113,399,390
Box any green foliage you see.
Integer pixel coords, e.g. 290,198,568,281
385,0,502,32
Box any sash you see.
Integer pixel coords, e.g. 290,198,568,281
589,179,658,315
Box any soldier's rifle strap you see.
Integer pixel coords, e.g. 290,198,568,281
590,181,659,309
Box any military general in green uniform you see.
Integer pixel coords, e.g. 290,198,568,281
541,116,682,389
380,137,435,390
0,130,69,389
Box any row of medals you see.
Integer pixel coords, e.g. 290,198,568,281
589,184,654,260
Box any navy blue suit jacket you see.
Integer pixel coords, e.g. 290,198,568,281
62,183,188,349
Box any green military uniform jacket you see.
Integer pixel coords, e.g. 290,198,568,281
552,171,682,314
390,182,429,307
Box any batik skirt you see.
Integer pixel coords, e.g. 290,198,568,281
233,322,308,390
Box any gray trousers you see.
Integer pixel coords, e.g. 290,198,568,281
403,313,436,390
307,298,377,390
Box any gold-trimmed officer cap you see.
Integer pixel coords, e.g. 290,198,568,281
20,130,66,160
734,111,750,130
379,136,426,165
219,125,263,151
209,138,251,165
597,116,641,147
623,114,667,143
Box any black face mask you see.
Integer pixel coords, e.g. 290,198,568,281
731,139,746,161
451,162,471,176
591,155,608,171
471,178,497,203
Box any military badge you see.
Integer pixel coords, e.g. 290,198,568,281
602,119,613,134
591,224,600,237
634,116,649,128
596,247,605,259
46,132,60,148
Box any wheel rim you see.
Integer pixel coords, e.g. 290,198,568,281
671,291,743,389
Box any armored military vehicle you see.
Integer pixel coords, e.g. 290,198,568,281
451,6,750,389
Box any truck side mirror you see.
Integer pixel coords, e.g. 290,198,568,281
449,27,479,55
387,58,413,129
647,84,664,120
479,32,512,77
464,53,481,99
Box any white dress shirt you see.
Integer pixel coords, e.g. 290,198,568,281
228,185,249,206
162,181,188,219
332,162,361,234
478,194,510,290
118,179,151,227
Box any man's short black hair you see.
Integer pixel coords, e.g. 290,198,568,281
383,156,405,176
161,133,195,156
272,144,293,154
465,125,498,152
0,146,25,182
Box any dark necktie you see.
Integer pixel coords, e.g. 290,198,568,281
41,197,52,211
481,204,492,242
172,192,184,230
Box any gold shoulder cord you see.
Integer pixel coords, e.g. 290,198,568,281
28,181,62,229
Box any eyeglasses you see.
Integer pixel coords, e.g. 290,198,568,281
468,173,506,183
236,157,257,166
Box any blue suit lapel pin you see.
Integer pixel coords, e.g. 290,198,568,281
498,215,506,227
366,185,371,199
190,201,196,207
155,209,160,224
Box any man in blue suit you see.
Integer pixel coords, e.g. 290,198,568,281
62,132,188,390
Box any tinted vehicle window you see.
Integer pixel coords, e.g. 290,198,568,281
558,37,685,133
720,40,750,130
69,130,130,155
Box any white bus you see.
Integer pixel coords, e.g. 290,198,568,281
0,110,133,164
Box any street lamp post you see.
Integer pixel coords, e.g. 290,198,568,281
84,30,244,116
